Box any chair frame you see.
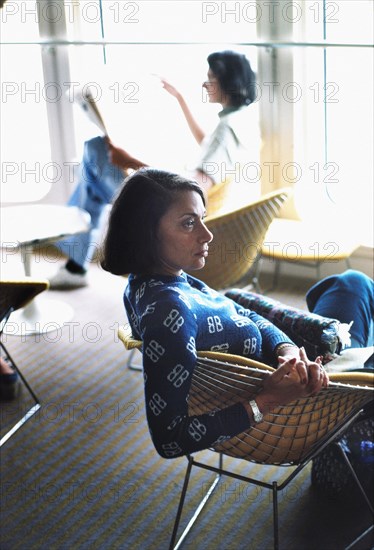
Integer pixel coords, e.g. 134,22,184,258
168,355,374,549
258,218,358,289
0,279,48,446
0,306,41,447
261,255,353,291
170,408,372,550
119,326,374,549
125,347,143,371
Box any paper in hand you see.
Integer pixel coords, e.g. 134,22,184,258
70,86,108,136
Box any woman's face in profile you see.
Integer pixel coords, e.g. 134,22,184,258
154,191,213,277
203,69,228,106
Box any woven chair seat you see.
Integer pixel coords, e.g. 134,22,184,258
0,278,49,317
118,327,373,466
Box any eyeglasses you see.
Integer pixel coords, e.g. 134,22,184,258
202,79,218,87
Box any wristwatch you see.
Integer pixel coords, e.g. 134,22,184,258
248,399,263,424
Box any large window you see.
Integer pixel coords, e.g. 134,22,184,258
0,1,51,201
291,0,373,245
1,0,372,247
65,1,259,176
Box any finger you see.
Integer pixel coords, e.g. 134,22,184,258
295,361,308,384
277,356,298,371
308,362,321,381
308,363,324,393
277,356,297,366
322,370,329,387
271,361,295,382
313,357,329,388
299,347,309,363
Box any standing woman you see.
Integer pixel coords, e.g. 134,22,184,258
101,168,327,459
108,50,258,193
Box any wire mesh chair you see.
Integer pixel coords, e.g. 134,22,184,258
0,278,49,446
205,178,232,217
259,219,360,288
191,188,291,291
118,327,374,549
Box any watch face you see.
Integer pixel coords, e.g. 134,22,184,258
250,400,263,423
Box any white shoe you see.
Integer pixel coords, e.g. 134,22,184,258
49,266,88,289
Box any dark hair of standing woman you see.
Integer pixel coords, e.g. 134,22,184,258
207,50,256,106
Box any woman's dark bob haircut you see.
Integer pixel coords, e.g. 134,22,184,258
208,50,256,107
100,168,206,276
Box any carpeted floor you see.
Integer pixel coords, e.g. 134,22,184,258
1,259,373,550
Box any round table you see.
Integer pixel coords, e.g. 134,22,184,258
1,204,91,335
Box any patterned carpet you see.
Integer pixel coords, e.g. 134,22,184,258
1,262,372,550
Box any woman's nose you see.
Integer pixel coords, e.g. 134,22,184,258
200,223,213,243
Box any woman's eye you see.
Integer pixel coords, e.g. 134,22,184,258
183,219,195,228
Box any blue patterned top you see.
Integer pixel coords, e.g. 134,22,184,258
124,272,294,458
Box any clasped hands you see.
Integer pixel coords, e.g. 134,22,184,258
256,347,329,415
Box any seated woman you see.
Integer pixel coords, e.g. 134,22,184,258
100,168,332,459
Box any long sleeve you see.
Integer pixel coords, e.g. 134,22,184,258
138,292,250,458
233,302,295,364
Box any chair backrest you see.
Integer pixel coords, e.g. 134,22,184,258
118,325,373,466
206,179,232,217
0,278,49,323
189,188,290,290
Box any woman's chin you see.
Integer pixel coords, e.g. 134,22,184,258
187,259,206,272
197,258,207,270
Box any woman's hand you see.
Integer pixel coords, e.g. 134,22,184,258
105,137,146,171
160,78,181,100
276,346,329,393
105,138,131,168
255,351,329,415
157,76,206,145
277,349,328,395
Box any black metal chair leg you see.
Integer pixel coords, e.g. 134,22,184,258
0,342,41,447
170,454,223,550
169,456,194,550
335,442,374,514
126,348,143,371
272,481,279,550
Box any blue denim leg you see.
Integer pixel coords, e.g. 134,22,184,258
56,136,125,267
306,270,374,369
